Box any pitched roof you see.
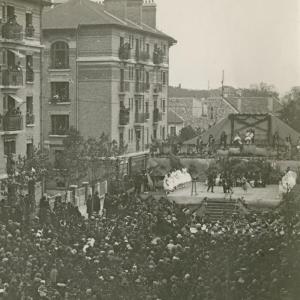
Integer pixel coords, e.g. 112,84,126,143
43,0,176,42
167,110,184,124
225,96,283,114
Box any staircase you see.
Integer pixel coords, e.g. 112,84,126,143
192,198,249,222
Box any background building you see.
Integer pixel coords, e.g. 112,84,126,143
0,0,49,179
169,85,283,130
42,0,176,161
167,109,184,137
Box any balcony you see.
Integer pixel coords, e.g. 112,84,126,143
1,69,23,87
25,25,35,38
136,51,150,62
120,81,130,93
153,48,164,65
119,43,131,60
49,96,70,104
26,69,34,83
153,109,162,123
135,112,147,124
26,113,35,125
1,18,23,40
119,108,130,126
1,114,23,132
153,83,162,94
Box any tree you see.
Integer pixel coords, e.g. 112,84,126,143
56,127,86,188
179,125,197,142
280,87,300,132
243,82,279,98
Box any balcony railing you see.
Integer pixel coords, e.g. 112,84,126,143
1,114,23,131
135,112,147,124
26,113,35,125
1,18,23,40
50,129,69,136
26,69,34,83
136,51,150,62
119,108,130,125
153,109,162,123
119,43,131,60
120,81,130,93
25,25,35,38
49,96,70,104
1,69,23,87
153,48,164,65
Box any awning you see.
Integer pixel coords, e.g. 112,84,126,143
8,49,26,58
8,94,24,104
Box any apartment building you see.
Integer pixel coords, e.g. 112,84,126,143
0,0,50,179
41,0,176,161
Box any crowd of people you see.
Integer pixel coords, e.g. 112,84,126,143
0,183,299,299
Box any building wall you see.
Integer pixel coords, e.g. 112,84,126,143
204,97,237,127
42,23,171,155
0,0,43,179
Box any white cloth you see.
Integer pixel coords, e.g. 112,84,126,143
279,171,297,194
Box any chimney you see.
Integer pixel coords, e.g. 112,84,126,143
142,0,156,28
104,0,127,20
127,0,143,24
268,97,274,112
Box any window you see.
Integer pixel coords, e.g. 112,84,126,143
7,5,15,19
146,43,150,54
4,140,16,156
162,126,165,140
128,129,131,143
51,115,69,135
26,96,34,124
26,12,33,27
26,55,34,82
120,36,124,47
120,69,124,81
153,129,157,139
51,42,69,69
170,126,176,137
145,71,150,89
145,102,149,114
163,45,167,56
146,128,149,145
26,143,33,159
1,4,6,21
162,71,167,85
162,99,166,112
51,82,69,102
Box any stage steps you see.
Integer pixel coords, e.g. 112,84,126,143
192,198,249,222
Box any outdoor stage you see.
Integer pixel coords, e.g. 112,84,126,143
166,182,281,208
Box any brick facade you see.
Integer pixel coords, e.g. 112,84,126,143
42,0,175,157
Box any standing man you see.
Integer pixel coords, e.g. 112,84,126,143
93,191,100,215
207,172,216,193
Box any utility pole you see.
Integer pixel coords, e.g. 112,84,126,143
221,70,225,97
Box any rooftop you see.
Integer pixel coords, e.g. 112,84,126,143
167,109,184,124
43,0,176,43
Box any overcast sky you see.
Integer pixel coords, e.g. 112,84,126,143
155,0,300,95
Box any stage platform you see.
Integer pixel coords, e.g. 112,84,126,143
165,182,281,208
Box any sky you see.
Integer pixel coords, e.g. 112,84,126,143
155,0,300,95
